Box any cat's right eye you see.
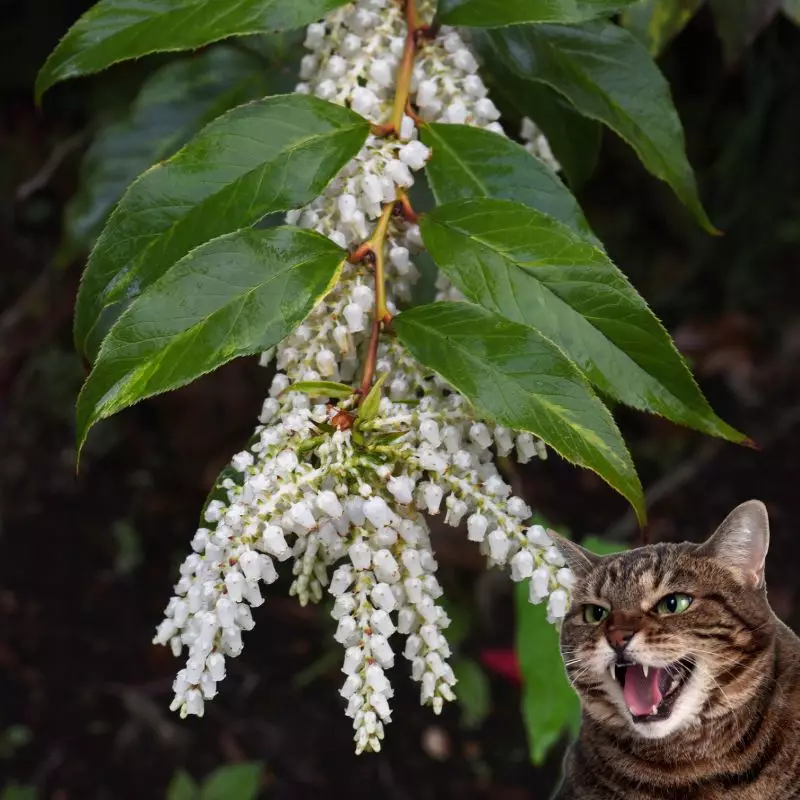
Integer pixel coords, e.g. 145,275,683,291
583,604,610,624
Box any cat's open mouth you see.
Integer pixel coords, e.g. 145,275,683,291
611,658,695,722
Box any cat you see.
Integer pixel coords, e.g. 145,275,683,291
550,500,800,799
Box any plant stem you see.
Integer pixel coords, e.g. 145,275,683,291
358,318,383,399
371,0,423,137
355,201,394,399
356,0,424,402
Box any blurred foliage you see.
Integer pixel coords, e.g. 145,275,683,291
167,763,263,800
709,0,783,64
0,726,33,760
60,31,303,265
786,0,800,22
60,45,270,261
451,658,492,730
0,786,36,800
516,534,626,764
621,0,800,58
440,594,494,730
621,0,705,54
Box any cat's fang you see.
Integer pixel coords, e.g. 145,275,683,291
642,664,649,678
609,664,616,681
651,704,659,716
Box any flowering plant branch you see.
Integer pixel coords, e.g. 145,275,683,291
40,0,749,758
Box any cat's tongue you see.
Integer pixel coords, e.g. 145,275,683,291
623,665,663,717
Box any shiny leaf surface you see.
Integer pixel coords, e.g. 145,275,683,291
63,45,269,259
394,302,644,519
421,199,744,444
36,0,349,99
76,227,344,454
420,123,595,240
437,0,638,26
486,21,716,232
74,94,368,359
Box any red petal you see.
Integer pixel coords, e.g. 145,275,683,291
480,649,522,685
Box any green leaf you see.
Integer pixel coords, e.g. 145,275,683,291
289,381,355,399
709,0,782,64
785,0,800,23
472,35,602,189
76,227,345,455
486,21,716,232
452,657,492,729
36,0,350,100
420,198,744,444
581,534,627,555
200,763,262,800
0,786,37,800
515,581,580,765
62,46,269,260
420,123,595,241
357,373,389,425
74,94,368,360
437,0,639,26
511,83,602,191
620,0,705,55
394,302,644,520
167,770,200,800
438,596,472,649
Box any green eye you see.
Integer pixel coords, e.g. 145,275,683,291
583,604,610,624
655,593,693,615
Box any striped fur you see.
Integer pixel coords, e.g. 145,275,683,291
552,501,800,799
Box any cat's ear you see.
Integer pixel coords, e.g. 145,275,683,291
547,531,600,579
699,500,770,589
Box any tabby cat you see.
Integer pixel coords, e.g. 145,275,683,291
551,500,800,799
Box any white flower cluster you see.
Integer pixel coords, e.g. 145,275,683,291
154,358,570,750
153,0,572,753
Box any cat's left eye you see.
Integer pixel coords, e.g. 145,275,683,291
654,593,693,615
583,604,610,624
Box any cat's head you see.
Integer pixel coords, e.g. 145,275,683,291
553,500,775,740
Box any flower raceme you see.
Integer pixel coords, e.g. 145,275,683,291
153,371,570,753
152,0,570,754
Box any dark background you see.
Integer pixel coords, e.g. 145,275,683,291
2,2,799,798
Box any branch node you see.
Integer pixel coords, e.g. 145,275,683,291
348,243,373,264
415,23,438,43
395,191,420,224
371,122,395,138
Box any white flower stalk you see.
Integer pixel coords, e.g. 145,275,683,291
154,0,568,753
155,366,561,741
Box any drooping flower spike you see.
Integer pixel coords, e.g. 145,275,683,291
153,0,569,754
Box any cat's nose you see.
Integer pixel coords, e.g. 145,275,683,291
606,628,635,654
606,611,641,654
